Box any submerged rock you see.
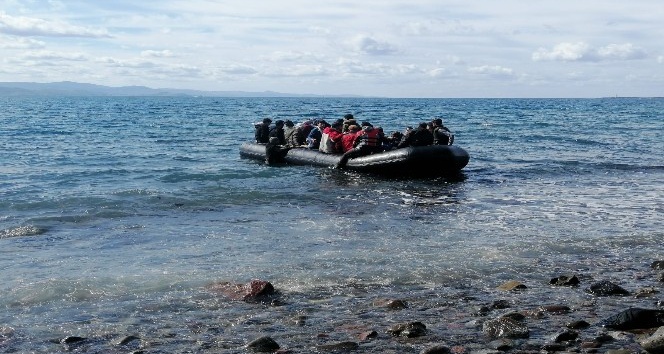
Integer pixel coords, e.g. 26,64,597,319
482,317,530,339
550,274,580,286
496,280,527,291
586,280,630,296
651,261,664,270
316,341,359,351
207,279,277,302
639,326,664,354
603,308,664,330
246,336,280,352
387,321,427,338
420,344,451,354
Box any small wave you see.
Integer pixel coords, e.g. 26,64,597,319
0,225,46,239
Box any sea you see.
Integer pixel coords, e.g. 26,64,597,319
1,96,662,353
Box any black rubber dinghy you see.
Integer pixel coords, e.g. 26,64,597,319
240,142,470,176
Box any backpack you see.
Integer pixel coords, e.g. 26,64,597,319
319,132,337,153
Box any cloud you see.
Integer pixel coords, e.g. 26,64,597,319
0,11,111,37
532,42,647,62
23,50,88,61
467,65,514,78
0,35,45,49
140,50,174,58
350,35,398,56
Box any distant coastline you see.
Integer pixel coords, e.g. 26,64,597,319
0,81,364,98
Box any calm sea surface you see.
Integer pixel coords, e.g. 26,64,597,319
1,96,663,352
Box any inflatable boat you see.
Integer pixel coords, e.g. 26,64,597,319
239,142,470,176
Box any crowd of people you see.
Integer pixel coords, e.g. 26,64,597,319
254,114,454,167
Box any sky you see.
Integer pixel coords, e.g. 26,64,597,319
0,0,662,98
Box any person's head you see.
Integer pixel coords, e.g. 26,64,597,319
262,118,272,125
433,118,443,126
361,121,372,128
348,125,360,133
318,120,328,128
343,113,354,120
284,120,294,127
332,121,343,130
275,120,284,127
419,122,428,129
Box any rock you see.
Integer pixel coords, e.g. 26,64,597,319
207,279,277,302
640,326,664,354
420,344,451,354
550,274,580,286
603,308,664,330
115,335,140,346
482,317,530,339
539,305,571,314
246,336,280,352
542,343,567,352
0,326,14,344
488,338,514,350
586,280,630,296
651,261,664,270
316,341,359,351
658,272,664,282
551,329,578,342
60,336,86,344
387,321,427,338
491,300,511,309
358,331,378,341
374,298,408,310
635,287,660,298
566,320,591,329
496,280,527,291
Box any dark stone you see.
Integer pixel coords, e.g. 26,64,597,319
586,280,630,296
358,330,377,341
387,321,427,338
594,333,614,343
491,299,511,309
639,326,664,354
542,343,567,352
207,279,277,302
651,261,664,270
115,335,140,346
502,312,526,321
420,344,451,354
566,320,591,329
482,317,530,339
374,299,408,310
60,336,86,344
246,336,280,352
550,274,580,286
552,329,578,342
489,338,514,351
539,305,571,314
658,272,664,282
602,308,664,330
316,341,359,351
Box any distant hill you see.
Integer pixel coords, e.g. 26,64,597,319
0,81,354,98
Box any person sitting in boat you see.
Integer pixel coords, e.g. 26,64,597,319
382,131,403,151
268,120,286,145
341,125,361,152
431,118,454,145
283,120,296,146
306,120,329,149
265,137,288,165
335,122,382,169
254,118,272,143
342,113,358,133
319,120,344,153
397,122,433,148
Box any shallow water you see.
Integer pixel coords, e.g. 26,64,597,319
1,96,662,352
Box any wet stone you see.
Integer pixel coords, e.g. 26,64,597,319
639,326,664,354
246,336,280,352
550,274,580,286
603,308,664,330
420,344,451,354
482,317,529,339
566,320,591,329
586,280,630,296
651,261,664,270
496,280,527,291
488,338,514,351
387,321,427,338
551,329,579,342
316,341,359,351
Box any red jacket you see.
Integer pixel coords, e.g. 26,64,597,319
322,126,344,152
341,131,359,152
